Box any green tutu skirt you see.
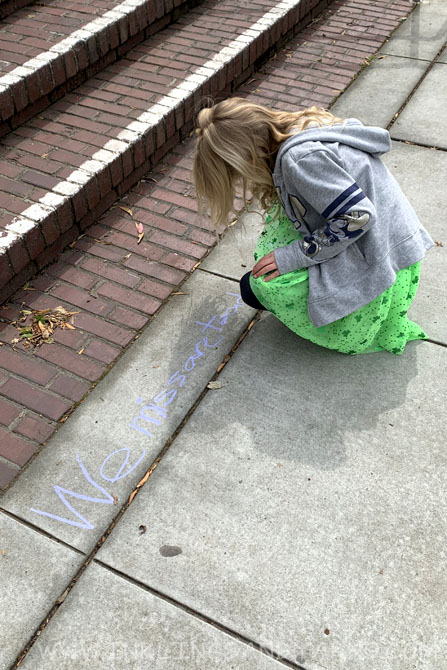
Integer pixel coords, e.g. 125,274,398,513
249,206,428,355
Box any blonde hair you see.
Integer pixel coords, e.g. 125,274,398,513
192,97,344,228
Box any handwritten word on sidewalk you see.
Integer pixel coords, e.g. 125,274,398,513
29,294,244,531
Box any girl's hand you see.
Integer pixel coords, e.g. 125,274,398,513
252,251,279,281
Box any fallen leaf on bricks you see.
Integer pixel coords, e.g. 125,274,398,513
11,307,78,348
207,381,222,389
118,206,133,216
135,221,144,244
78,348,84,355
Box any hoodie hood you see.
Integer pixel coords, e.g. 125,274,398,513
274,118,392,172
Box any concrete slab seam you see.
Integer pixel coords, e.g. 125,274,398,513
387,38,447,131
93,558,308,670
0,507,86,556
391,138,447,154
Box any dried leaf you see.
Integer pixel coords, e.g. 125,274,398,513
128,489,138,504
247,319,256,331
78,348,84,355
118,206,133,217
136,471,150,488
192,261,201,271
435,240,444,247
63,323,76,330
207,381,222,389
112,494,118,505
56,589,69,604
134,221,144,244
217,355,230,373
1,548,5,556
324,628,330,635
139,525,147,534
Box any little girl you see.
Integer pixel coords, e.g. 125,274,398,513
192,98,433,355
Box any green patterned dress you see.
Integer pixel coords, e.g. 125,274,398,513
249,206,427,355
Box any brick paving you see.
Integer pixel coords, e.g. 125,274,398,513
0,0,415,491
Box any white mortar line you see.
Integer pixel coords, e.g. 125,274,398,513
1,0,299,250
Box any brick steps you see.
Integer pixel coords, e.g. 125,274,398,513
0,0,331,304
0,0,199,135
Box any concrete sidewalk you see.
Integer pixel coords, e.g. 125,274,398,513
1,2,447,668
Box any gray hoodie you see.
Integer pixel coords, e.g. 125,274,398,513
272,119,433,327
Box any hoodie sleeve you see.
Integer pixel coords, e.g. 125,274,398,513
273,149,377,274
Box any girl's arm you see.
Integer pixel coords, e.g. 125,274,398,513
270,148,377,275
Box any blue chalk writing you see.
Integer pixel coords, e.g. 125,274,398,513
129,294,242,438
195,315,223,333
30,448,147,530
30,293,245,530
100,447,146,483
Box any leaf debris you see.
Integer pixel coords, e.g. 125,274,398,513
10,306,79,348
